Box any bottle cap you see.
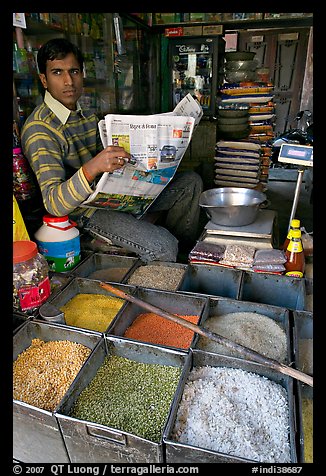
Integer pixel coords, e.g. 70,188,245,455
290,219,300,228
43,214,69,224
291,229,302,239
13,240,38,264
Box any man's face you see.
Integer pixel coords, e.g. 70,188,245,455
39,52,83,110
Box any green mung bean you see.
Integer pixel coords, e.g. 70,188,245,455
71,354,181,442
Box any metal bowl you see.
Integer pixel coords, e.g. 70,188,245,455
199,187,267,227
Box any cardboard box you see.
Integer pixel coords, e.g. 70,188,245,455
183,26,203,36
203,25,224,36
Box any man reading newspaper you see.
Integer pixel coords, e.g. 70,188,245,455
21,38,203,262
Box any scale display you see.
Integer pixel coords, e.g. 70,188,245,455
278,144,313,167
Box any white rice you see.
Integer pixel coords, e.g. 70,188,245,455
197,311,288,363
172,365,291,463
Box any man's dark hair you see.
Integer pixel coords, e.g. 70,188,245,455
37,38,84,75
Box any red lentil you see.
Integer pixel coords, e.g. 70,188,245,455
124,312,199,348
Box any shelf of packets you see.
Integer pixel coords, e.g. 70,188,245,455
214,138,263,190
217,81,275,187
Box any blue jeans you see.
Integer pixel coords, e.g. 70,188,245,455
78,171,203,262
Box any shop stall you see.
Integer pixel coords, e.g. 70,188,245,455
13,12,313,465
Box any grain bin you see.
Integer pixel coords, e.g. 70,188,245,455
292,311,313,376
13,311,30,334
239,271,306,310
55,336,188,463
126,261,188,291
38,277,136,334
71,252,139,283
195,297,292,364
177,263,242,299
109,287,207,351
296,383,313,463
13,321,101,463
164,350,298,463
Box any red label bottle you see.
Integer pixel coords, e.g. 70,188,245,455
284,229,305,278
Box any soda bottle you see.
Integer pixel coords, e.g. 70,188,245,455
282,218,301,251
284,229,305,278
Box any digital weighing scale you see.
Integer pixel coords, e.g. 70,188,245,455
278,143,313,230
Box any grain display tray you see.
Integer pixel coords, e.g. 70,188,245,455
164,349,298,463
193,297,292,364
13,321,101,463
55,336,188,463
177,263,242,299
239,271,305,310
108,287,208,351
37,277,137,334
292,310,313,376
70,252,139,282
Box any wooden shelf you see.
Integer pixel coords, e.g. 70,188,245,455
151,17,313,32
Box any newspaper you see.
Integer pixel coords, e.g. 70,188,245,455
81,94,203,217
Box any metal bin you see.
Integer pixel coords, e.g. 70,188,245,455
194,297,292,364
37,277,136,334
55,336,188,463
126,261,188,291
13,320,101,463
292,310,313,376
177,263,242,299
304,278,313,312
108,287,208,351
296,382,313,463
13,311,30,334
164,349,298,463
71,253,139,282
239,271,306,310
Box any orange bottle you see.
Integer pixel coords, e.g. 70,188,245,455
282,218,301,251
284,229,305,278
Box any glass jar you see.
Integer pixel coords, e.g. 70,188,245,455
13,240,51,313
13,147,35,201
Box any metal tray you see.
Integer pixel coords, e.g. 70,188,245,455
164,349,298,463
13,311,31,334
125,261,188,291
177,263,242,300
37,277,137,334
70,253,139,282
13,320,101,463
304,278,313,312
108,287,208,351
55,336,188,463
292,310,313,376
239,271,306,310
194,297,292,364
296,382,313,463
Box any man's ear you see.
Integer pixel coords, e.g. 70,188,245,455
39,73,47,89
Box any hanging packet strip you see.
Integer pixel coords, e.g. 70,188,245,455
13,195,29,241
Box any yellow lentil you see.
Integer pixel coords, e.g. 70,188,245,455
60,293,125,332
302,398,313,462
13,338,91,411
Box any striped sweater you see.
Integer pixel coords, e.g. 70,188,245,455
21,93,103,219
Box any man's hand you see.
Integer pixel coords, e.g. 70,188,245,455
82,145,131,182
